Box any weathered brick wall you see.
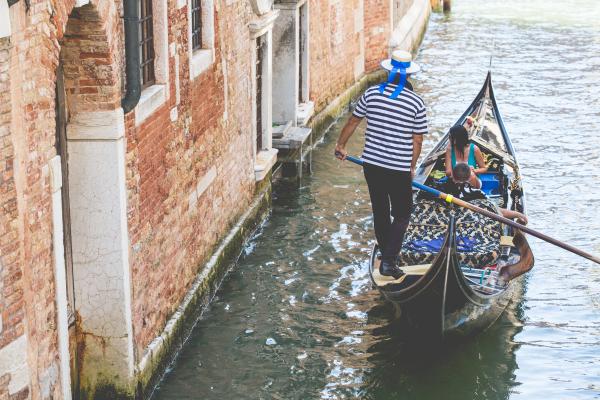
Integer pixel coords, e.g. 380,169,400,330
1,0,123,398
0,36,29,400
127,0,257,357
4,1,66,397
364,0,393,72
61,4,123,114
309,0,364,112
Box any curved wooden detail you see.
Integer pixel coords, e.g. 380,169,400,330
499,230,535,281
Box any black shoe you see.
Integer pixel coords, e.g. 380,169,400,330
376,246,386,260
380,258,405,279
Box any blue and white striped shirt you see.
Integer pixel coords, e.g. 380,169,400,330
353,84,428,171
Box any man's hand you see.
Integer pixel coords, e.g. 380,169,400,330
516,214,528,226
334,144,347,160
411,167,415,179
335,116,362,161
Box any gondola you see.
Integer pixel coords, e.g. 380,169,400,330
369,72,534,340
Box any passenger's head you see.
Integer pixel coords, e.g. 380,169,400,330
452,163,471,183
449,125,469,154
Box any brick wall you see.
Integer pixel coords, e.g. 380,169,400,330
308,0,395,113
6,1,65,396
0,37,18,353
364,0,393,72
61,4,122,114
309,0,364,111
0,36,29,400
127,0,257,357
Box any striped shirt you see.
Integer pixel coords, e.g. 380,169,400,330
353,84,428,171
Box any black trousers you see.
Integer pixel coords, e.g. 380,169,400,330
363,163,413,261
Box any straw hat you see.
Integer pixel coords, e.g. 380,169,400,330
381,50,420,74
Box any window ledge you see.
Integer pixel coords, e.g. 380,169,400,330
297,101,315,126
254,148,279,182
190,49,215,80
135,84,168,126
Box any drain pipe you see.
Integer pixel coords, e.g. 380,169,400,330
122,0,141,113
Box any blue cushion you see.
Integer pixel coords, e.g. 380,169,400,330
479,173,500,196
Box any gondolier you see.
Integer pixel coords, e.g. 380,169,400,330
335,50,428,279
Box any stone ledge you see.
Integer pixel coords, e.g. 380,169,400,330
249,9,280,37
67,108,126,141
297,101,314,126
254,148,278,181
273,126,312,150
274,0,307,10
190,49,215,79
135,84,168,126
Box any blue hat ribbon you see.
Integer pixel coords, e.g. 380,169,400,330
379,59,411,99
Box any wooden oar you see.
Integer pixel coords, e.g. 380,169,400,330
339,154,600,265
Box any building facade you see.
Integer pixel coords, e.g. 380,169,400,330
0,0,430,398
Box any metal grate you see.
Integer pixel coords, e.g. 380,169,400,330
298,21,303,103
139,0,156,88
191,0,203,51
298,4,306,103
256,36,266,151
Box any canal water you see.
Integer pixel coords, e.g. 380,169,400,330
154,1,600,399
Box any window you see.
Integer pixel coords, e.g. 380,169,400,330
298,2,308,104
191,0,202,51
188,0,215,79
256,34,267,151
135,0,169,126
139,0,156,88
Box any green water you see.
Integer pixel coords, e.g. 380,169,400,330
154,1,600,398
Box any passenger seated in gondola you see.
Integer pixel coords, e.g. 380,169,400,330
445,125,488,178
450,163,528,225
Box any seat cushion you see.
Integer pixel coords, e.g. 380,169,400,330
399,199,501,268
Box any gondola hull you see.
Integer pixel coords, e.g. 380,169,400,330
370,217,523,340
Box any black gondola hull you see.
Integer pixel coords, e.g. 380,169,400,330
371,217,516,340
